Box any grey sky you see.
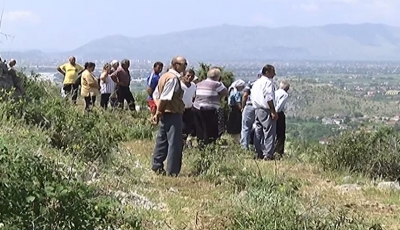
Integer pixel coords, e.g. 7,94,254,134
0,0,398,51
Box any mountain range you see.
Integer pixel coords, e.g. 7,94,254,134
4,23,400,61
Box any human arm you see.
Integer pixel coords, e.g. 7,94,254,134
146,75,157,97
264,83,278,120
156,77,177,114
110,69,119,84
100,71,108,83
275,93,289,113
57,64,66,76
76,64,85,75
216,82,228,97
10,70,25,95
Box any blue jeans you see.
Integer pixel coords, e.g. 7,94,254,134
240,104,255,149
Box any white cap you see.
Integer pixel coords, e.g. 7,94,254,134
110,60,118,65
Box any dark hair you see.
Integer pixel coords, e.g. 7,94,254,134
186,69,195,76
261,64,274,75
153,61,163,68
85,62,95,69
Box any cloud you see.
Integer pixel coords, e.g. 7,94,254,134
3,10,40,23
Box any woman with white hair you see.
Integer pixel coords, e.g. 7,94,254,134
226,79,246,142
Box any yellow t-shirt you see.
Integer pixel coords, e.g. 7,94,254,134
80,70,99,97
59,63,84,84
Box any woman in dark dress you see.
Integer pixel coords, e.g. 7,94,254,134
226,80,246,142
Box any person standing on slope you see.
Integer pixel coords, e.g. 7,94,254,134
57,56,84,105
146,62,164,116
151,56,187,177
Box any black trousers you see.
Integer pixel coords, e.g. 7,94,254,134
117,86,135,110
182,108,196,139
100,93,111,109
275,111,286,155
193,107,219,145
84,96,96,111
63,84,78,104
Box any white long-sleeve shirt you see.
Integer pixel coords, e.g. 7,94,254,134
251,76,276,110
275,88,289,113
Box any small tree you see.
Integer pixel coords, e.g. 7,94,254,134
196,62,235,88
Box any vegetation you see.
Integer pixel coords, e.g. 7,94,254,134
0,71,399,229
287,79,399,118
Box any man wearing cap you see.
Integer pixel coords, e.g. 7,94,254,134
146,62,164,116
240,69,262,150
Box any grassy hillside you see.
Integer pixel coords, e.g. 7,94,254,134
0,72,399,229
286,79,399,118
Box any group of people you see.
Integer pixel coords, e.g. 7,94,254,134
55,55,289,177
148,56,290,177
57,57,135,111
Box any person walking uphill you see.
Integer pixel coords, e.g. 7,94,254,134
110,59,135,110
251,64,278,160
151,56,187,177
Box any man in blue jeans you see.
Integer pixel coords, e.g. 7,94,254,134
240,70,262,150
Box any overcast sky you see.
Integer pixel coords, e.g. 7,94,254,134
0,0,398,51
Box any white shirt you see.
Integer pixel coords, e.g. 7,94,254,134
154,69,181,100
275,88,289,113
251,76,276,110
181,81,196,108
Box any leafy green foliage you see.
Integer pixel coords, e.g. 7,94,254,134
0,72,155,163
290,127,400,180
0,141,141,229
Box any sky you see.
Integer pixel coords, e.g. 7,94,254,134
0,0,399,52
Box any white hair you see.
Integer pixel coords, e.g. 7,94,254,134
207,68,221,80
279,80,290,90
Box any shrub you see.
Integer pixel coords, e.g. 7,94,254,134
0,72,155,163
290,127,400,180
229,177,376,230
0,141,141,229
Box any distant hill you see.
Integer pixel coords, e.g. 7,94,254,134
68,23,400,61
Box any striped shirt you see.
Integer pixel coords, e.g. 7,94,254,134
193,78,226,109
100,73,116,94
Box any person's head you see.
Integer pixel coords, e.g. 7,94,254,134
84,62,89,69
261,64,276,78
207,67,221,81
182,69,195,83
86,62,96,72
171,56,187,73
121,59,130,70
9,59,16,67
279,80,290,92
69,56,76,65
110,60,119,70
103,63,111,72
153,62,164,74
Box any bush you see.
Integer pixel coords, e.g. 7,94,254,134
290,127,400,180
229,177,374,230
0,141,141,229
0,72,155,163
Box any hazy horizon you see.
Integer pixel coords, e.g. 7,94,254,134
0,0,399,52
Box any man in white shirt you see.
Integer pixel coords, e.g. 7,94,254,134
181,69,197,147
251,64,278,160
274,81,290,158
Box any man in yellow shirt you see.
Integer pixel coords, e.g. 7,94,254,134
57,56,84,104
